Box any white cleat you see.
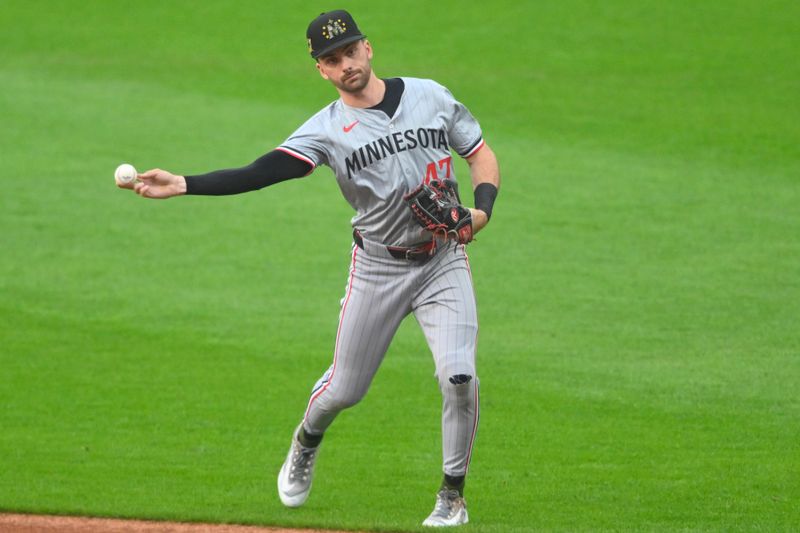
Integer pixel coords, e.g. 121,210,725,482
422,488,469,527
277,425,320,507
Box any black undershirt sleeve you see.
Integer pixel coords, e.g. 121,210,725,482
185,79,402,195
184,150,313,195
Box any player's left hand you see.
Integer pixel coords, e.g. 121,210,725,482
404,179,474,244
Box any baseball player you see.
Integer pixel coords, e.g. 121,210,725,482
118,10,500,527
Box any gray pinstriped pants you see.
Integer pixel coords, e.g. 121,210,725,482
302,238,480,476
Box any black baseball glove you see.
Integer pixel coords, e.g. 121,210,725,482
403,179,473,244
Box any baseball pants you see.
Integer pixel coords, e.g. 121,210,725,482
302,238,480,476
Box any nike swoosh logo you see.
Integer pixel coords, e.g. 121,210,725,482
343,120,359,133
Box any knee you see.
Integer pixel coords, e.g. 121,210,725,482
439,373,477,403
437,366,477,388
447,374,473,386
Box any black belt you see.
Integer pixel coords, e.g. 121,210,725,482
353,230,435,261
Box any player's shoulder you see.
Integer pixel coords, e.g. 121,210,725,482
399,76,450,93
291,100,344,133
310,100,345,122
399,77,457,105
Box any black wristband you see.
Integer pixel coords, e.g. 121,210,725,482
474,183,498,220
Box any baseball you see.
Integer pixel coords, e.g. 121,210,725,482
114,163,138,185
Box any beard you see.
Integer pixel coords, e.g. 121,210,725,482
335,65,372,93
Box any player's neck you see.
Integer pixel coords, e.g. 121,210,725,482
338,74,385,108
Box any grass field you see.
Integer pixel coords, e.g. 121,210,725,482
1,1,799,531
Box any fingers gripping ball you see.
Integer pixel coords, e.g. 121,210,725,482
114,163,138,185
403,179,473,244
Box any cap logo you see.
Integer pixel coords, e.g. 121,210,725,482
306,10,363,58
322,18,347,40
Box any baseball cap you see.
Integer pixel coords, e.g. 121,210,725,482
307,10,365,59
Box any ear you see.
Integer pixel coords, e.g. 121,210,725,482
316,61,330,81
363,39,373,60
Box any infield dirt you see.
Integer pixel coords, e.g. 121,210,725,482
0,514,364,533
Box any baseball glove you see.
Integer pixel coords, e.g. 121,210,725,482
403,179,473,244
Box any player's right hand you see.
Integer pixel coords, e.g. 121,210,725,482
133,168,187,199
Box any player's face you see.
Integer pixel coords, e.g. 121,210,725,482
316,40,373,94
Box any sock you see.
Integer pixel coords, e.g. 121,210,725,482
442,474,465,496
297,426,323,448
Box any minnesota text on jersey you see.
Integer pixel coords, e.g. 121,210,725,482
345,127,449,179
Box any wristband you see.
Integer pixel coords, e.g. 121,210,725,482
473,183,498,220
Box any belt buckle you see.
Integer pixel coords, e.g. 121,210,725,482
406,244,432,261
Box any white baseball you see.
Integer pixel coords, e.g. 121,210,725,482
115,163,138,185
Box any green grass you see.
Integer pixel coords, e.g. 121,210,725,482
1,0,799,531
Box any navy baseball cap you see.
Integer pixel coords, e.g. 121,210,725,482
307,10,365,59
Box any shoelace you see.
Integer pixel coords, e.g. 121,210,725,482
433,489,461,517
289,446,317,482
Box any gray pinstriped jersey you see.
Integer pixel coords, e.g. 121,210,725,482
278,77,484,247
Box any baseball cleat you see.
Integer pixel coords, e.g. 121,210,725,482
277,425,320,507
422,488,469,527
